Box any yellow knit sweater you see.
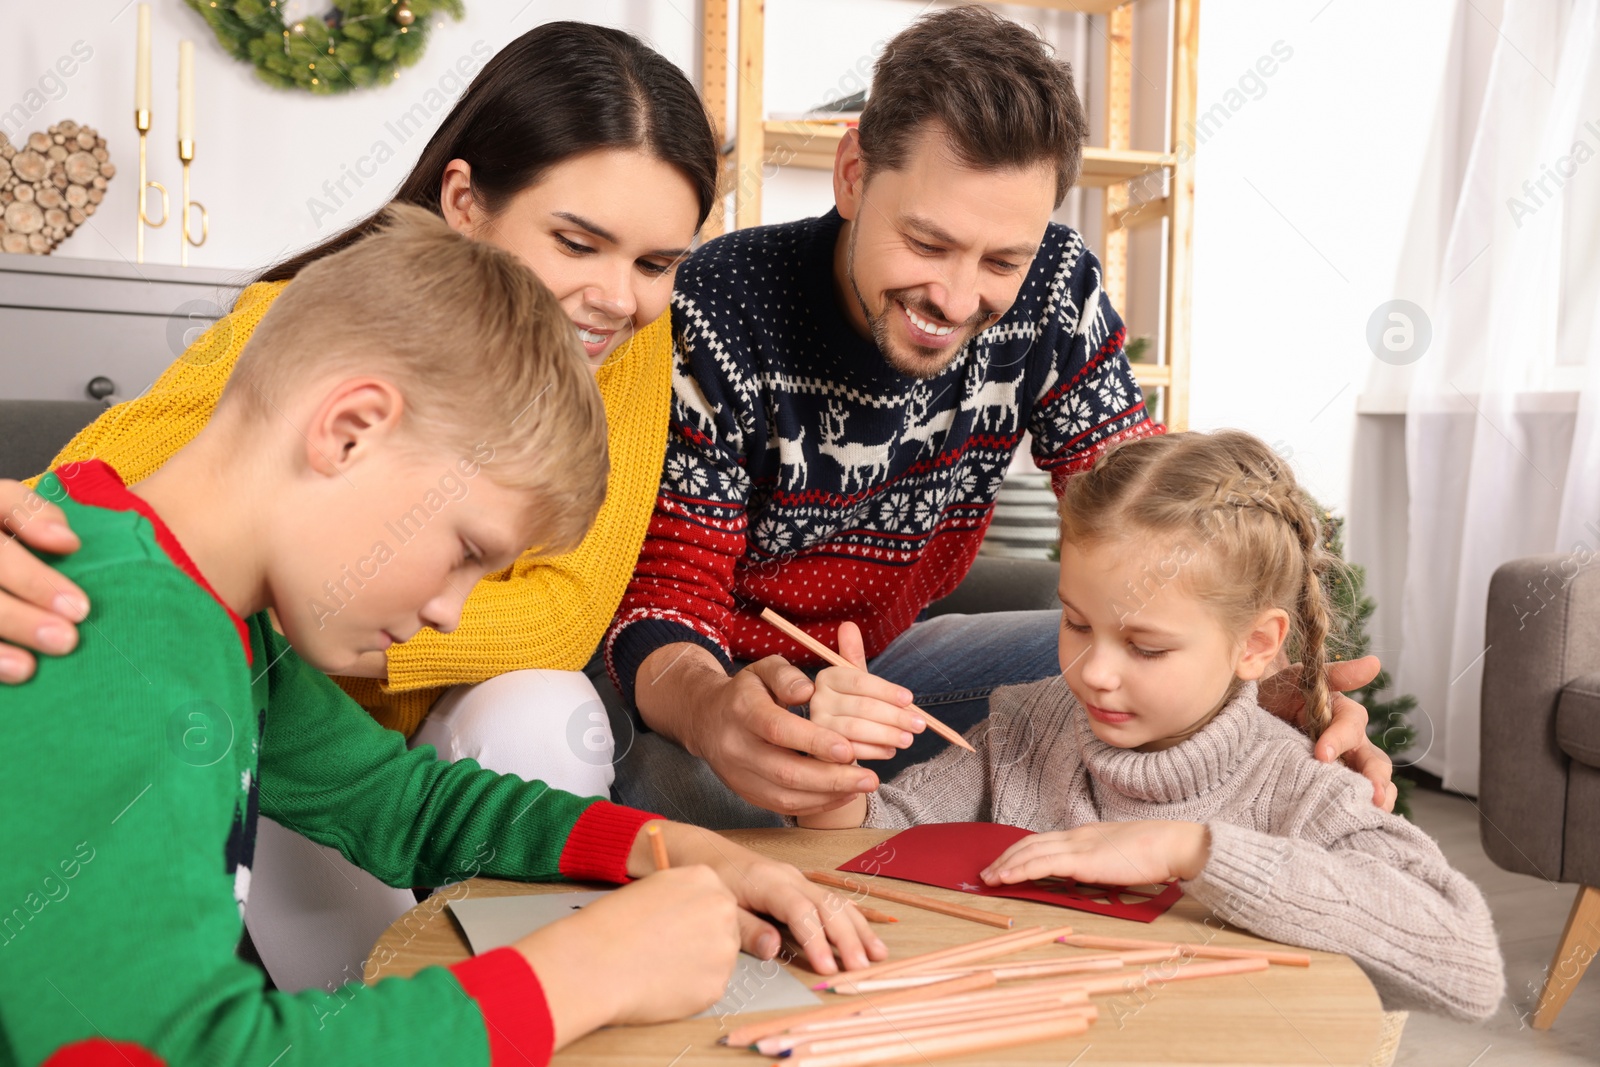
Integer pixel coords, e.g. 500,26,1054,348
35,280,673,736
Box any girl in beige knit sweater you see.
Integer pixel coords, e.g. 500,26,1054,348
799,430,1505,1020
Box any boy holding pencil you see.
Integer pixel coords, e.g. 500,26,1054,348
0,207,882,1066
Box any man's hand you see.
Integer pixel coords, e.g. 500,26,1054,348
979,821,1212,888
629,820,888,976
1259,655,1396,812
637,644,882,817
0,479,89,683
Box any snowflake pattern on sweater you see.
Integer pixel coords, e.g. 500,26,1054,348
605,209,1159,704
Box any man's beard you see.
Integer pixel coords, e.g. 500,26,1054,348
846,226,987,381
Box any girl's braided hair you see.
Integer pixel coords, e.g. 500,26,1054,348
1057,430,1347,738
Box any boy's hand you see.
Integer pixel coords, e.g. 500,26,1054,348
629,820,889,975
0,479,89,683
808,621,924,761
515,865,740,1046
979,821,1212,888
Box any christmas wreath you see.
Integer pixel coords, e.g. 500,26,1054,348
184,0,465,94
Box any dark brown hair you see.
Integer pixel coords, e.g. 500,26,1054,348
1058,431,1348,739
260,21,719,282
858,5,1087,207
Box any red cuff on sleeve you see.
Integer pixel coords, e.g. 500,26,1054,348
451,947,556,1067
557,801,662,884
43,1041,165,1067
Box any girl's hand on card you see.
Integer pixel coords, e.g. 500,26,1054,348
978,821,1212,888
516,865,741,1045
807,621,924,761
637,821,889,974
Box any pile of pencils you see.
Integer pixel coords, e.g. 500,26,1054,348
721,924,1311,1067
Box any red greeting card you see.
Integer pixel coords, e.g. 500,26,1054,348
838,822,1182,923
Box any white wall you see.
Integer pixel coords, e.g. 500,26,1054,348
1,0,696,272
4,0,1459,515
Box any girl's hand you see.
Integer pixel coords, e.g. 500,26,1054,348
0,478,88,683
979,821,1212,888
807,621,924,761
516,865,741,1045
630,820,889,975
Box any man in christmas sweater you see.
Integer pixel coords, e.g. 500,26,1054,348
0,209,879,1067
604,8,1392,827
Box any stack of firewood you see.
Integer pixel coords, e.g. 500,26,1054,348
0,122,114,255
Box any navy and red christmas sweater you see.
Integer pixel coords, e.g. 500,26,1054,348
604,208,1160,705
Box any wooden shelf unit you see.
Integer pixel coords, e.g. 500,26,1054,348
700,0,1196,429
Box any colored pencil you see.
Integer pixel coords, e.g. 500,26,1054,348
803,870,1015,929
646,823,670,871
807,924,1048,989
722,972,999,1048
1058,932,1312,967
759,607,975,753
780,1003,1098,1059
831,955,1126,992
781,1012,1093,1067
768,991,1094,1050
854,904,899,924
791,981,1093,1032
819,924,1075,992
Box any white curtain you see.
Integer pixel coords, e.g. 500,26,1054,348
1393,0,1600,794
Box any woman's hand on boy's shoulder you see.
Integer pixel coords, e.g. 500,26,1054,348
978,821,1212,888
0,478,89,684
633,820,890,976
1258,655,1396,813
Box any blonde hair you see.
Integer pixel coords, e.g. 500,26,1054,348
1057,430,1346,738
223,203,607,557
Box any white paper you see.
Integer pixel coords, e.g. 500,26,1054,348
447,891,820,1020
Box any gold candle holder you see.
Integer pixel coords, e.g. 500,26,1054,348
135,109,169,264
178,138,208,266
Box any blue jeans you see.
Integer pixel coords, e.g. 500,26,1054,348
595,610,1062,829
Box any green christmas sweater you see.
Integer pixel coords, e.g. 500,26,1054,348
0,460,660,1067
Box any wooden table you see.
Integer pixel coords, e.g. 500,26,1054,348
368,829,1385,1066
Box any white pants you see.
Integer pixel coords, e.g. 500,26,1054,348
244,669,616,993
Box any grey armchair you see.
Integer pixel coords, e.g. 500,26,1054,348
1482,553,1600,1028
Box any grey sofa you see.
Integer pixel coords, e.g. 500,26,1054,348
1482,554,1600,1028
0,399,105,482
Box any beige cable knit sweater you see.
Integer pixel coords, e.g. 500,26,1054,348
867,676,1505,1020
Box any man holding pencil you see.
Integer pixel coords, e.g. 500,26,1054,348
602,7,1392,826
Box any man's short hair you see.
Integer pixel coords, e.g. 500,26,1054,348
223,203,607,557
859,5,1088,207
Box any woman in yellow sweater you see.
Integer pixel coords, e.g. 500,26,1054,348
0,21,716,992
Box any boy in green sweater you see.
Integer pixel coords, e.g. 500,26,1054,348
0,206,883,1067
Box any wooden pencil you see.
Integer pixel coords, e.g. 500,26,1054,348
759,608,975,753
781,1003,1098,1059
820,924,1075,992
832,947,1183,992
646,823,670,871
792,981,1092,1031
803,870,1015,929
774,990,1093,1047
856,904,899,924
1058,932,1312,967
1054,954,1271,998
808,924,1048,989
722,971,999,1048
832,955,1125,992
782,1012,1093,1067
